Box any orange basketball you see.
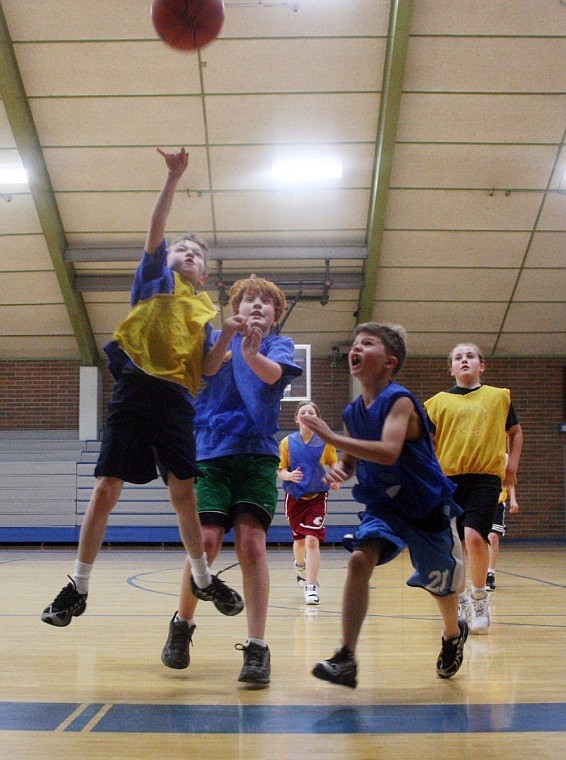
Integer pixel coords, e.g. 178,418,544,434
151,0,225,52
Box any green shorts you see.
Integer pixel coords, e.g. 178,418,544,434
196,454,279,532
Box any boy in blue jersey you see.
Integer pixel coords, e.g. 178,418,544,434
303,322,467,687
161,275,302,686
42,148,242,629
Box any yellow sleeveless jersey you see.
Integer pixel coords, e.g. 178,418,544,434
424,385,510,479
113,273,217,395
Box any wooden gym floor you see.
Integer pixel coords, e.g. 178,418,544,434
0,542,564,759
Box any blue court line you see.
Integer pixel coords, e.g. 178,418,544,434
0,702,564,734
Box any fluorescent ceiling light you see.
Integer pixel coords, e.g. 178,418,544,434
0,165,28,183
272,159,342,182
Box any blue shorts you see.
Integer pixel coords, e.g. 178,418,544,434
343,502,464,596
95,371,200,485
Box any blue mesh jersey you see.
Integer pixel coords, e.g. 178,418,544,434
195,331,303,460
281,432,332,499
344,382,458,520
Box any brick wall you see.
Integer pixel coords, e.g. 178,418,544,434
0,360,79,429
1,356,564,538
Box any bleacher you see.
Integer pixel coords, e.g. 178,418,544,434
0,431,359,544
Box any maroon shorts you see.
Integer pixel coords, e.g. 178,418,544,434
284,491,328,541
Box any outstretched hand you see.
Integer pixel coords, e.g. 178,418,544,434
157,147,189,178
301,414,336,445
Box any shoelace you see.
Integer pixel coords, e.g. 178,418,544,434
245,645,267,667
53,576,81,604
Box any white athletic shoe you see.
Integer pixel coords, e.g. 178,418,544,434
304,584,320,605
470,591,490,634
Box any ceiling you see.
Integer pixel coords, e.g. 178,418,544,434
0,0,565,366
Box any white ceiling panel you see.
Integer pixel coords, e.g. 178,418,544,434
406,38,566,93
0,336,79,359
0,234,53,270
0,195,42,234
374,268,518,301
15,42,203,97
30,97,207,146
381,231,531,268
57,191,214,237
373,301,508,333
398,94,566,144
205,93,380,144
514,270,566,301
202,39,385,94
391,144,559,189
44,147,211,192
0,304,72,334
412,0,566,35
223,0,387,38
504,302,566,331
386,189,545,230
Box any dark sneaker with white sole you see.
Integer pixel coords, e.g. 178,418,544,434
190,573,244,616
41,577,87,627
436,620,469,678
312,646,357,688
161,612,196,669
236,642,271,685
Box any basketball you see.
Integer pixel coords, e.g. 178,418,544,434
151,0,225,52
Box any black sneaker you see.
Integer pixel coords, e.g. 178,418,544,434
312,646,357,688
161,612,196,669
41,577,87,627
486,571,496,591
436,620,469,679
235,642,271,685
190,574,244,616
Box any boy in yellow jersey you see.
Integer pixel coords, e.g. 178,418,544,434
424,343,523,634
42,148,242,628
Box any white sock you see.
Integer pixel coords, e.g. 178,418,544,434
189,554,212,589
246,638,266,648
174,613,195,627
471,585,487,598
72,559,92,595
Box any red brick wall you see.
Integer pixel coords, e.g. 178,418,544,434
0,360,79,429
1,356,564,538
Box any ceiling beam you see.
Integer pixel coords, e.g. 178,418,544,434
65,246,368,263
0,2,99,365
74,271,364,293
357,0,413,323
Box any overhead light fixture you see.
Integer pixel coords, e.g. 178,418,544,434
272,159,342,182
0,165,28,184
